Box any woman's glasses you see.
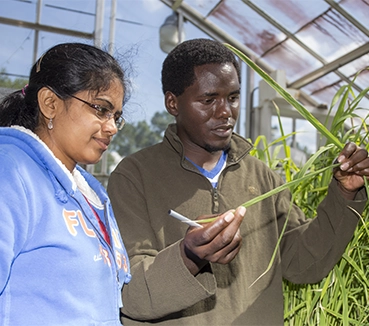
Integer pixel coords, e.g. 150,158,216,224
70,94,125,130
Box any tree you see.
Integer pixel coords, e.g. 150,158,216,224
0,69,28,89
87,110,174,185
110,110,174,158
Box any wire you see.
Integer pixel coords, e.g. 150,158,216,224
44,4,157,28
0,72,28,78
0,30,33,69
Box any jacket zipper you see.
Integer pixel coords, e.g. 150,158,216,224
73,195,123,310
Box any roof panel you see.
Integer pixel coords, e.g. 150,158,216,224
302,72,340,93
208,0,286,55
249,0,330,32
306,83,344,106
296,8,369,62
338,54,369,80
339,0,369,29
351,69,369,91
262,39,322,81
184,0,220,16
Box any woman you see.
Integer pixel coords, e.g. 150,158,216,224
0,43,131,325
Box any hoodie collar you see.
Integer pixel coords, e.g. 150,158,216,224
1,126,78,203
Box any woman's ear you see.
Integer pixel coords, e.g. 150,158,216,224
164,91,179,117
37,87,60,119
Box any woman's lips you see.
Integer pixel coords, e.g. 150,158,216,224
94,138,110,151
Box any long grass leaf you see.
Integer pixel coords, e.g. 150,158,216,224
224,43,344,150
249,196,295,287
196,163,340,224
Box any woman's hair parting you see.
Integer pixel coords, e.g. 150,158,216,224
161,38,241,97
0,43,129,131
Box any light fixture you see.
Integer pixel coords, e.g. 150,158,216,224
159,12,185,54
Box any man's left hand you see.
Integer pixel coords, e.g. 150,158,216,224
334,142,369,198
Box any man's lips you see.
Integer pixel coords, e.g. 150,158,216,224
212,124,233,137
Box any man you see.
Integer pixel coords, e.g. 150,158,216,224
108,38,369,325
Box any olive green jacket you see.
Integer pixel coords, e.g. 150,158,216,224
108,124,367,326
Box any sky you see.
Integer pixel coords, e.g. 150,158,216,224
0,0,210,123
0,0,317,154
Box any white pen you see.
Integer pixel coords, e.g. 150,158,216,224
168,209,203,228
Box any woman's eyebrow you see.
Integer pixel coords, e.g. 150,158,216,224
97,98,123,116
95,97,114,110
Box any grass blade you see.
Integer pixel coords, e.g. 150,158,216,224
196,163,340,224
224,43,344,150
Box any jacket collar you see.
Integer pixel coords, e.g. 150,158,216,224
164,123,253,165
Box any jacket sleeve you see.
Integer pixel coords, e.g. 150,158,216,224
0,154,30,294
279,179,367,284
107,162,216,320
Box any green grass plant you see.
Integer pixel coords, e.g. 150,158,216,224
223,44,369,325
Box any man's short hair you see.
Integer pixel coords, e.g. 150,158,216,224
161,38,241,96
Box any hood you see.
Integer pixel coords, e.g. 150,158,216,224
0,126,80,203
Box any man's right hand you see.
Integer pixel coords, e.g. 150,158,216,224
180,206,246,275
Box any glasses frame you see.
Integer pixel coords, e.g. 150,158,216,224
70,94,125,130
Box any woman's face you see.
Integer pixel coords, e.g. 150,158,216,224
39,78,124,172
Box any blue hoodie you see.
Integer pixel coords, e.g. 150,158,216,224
0,127,131,325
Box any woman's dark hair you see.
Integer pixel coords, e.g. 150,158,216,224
0,43,129,131
161,38,241,97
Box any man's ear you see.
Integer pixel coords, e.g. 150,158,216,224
164,91,179,117
37,87,60,119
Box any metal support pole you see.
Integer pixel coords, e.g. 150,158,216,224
98,0,118,186
33,0,43,64
178,11,183,43
94,0,105,48
291,118,296,148
245,57,255,139
235,57,242,135
87,0,105,178
108,0,117,54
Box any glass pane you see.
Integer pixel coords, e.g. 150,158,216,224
339,0,369,24
302,73,341,95
353,70,369,91
42,1,95,32
296,9,369,61
271,116,292,141
0,26,35,77
250,0,330,32
338,54,369,89
263,39,322,81
208,0,286,55
1,1,36,22
184,0,221,16
295,119,317,155
306,82,345,107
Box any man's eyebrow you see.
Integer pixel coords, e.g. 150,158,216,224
202,89,240,97
230,88,241,94
202,92,219,97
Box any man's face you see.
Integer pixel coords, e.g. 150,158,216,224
168,62,240,154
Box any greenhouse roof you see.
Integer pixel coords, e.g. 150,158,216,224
161,0,369,108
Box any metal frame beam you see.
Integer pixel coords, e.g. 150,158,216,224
0,16,94,39
289,42,369,89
